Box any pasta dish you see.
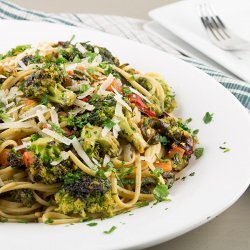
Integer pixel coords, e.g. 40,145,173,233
0,40,197,224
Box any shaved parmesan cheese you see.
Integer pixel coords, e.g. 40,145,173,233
123,144,132,162
36,110,47,123
92,158,101,167
94,47,100,54
74,99,95,111
6,104,26,114
112,124,121,138
21,105,48,118
41,128,72,145
71,137,95,169
129,87,152,104
0,121,34,130
50,107,59,125
91,54,102,66
102,126,111,137
114,102,124,117
103,154,110,167
18,60,27,70
50,151,69,166
6,102,15,109
114,94,132,112
98,74,114,94
14,141,31,151
76,43,87,54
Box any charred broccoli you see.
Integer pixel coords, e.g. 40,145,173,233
7,150,25,169
22,64,76,106
55,172,115,217
4,189,35,207
80,42,119,66
24,137,76,184
81,124,119,162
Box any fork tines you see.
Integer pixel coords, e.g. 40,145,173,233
198,2,230,42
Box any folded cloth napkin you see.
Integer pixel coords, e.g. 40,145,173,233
0,0,249,109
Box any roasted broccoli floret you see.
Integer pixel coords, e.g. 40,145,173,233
81,124,119,162
55,172,115,217
118,115,148,153
22,64,76,106
88,95,116,126
157,79,176,113
24,137,76,184
4,189,35,207
1,45,31,59
7,150,25,169
80,43,119,66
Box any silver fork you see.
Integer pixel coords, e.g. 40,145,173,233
198,2,250,51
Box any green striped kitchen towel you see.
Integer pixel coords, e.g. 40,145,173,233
0,0,249,109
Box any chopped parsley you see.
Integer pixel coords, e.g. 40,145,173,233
185,117,192,124
203,112,213,124
194,147,204,159
45,218,54,224
159,135,169,145
64,172,81,185
122,86,132,95
103,118,116,129
41,95,49,105
103,226,117,234
219,146,230,153
181,176,186,181
173,153,180,165
86,222,98,227
153,184,169,202
136,201,150,208
50,122,64,134
152,168,163,178
189,172,195,176
78,84,89,93
87,67,95,75
192,129,199,136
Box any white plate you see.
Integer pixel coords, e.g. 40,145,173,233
149,0,250,83
0,20,249,250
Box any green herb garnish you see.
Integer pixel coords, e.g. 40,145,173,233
219,146,230,153
152,168,163,178
203,112,213,124
153,184,169,202
86,222,98,227
64,172,81,185
103,226,117,234
189,172,195,176
194,147,204,159
103,119,116,129
159,135,169,145
45,218,54,224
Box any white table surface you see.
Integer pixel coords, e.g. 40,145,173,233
10,1,250,249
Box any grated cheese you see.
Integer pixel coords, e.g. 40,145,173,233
71,137,95,169
50,107,59,126
73,99,95,111
103,154,110,167
14,141,31,151
129,87,152,104
41,128,72,145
